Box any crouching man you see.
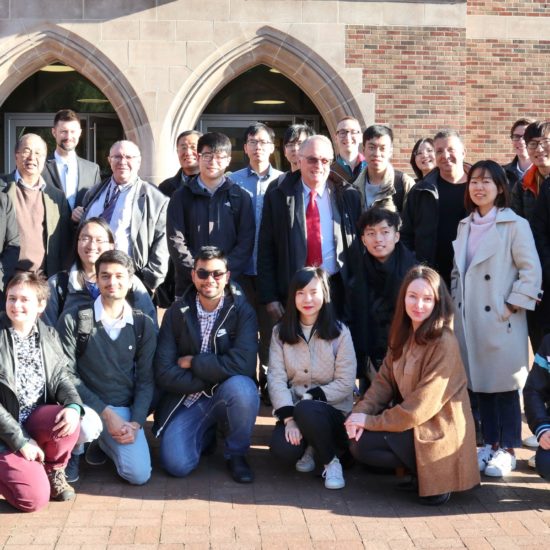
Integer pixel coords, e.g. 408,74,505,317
154,246,259,483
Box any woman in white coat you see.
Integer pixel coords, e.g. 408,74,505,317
452,160,542,477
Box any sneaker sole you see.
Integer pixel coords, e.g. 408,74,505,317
296,462,315,473
325,481,345,490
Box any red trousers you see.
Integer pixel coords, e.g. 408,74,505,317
0,404,80,512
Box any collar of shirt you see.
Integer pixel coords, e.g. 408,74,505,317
246,164,275,181
9,323,39,340
14,170,46,191
197,175,225,195
195,292,225,320
302,180,327,200
109,176,136,193
54,150,77,166
93,295,134,328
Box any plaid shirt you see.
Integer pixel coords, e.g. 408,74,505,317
183,294,225,407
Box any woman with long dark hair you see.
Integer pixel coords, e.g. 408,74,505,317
346,266,480,505
268,267,356,490
410,138,435,181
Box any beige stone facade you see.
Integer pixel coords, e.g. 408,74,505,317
0,1,548,180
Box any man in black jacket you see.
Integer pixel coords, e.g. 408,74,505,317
154,246,259,483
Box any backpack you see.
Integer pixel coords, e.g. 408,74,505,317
75,305,146,358
393,170,406,212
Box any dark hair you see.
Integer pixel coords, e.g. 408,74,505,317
357,207,401,234
510,118,535,137
388,265,453,360
433,129,463,143
176,130,202,145
278,267,341,344
53,109,80,126
6,272,50,303
95,249,135,277
464,160,510,212
193,245,228,269
524,121,550,145
410,138,434,180
363,124,393,146
283,124,315,146
197,132,232,155
243,123,275,143
75,217,115,271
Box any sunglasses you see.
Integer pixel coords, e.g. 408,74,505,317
194,269,227,280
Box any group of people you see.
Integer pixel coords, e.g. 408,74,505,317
0,109,548,513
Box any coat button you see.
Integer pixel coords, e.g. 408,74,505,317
304,384,308,388
485,305,491,312
304,369,308,373
538,292,543,299
458,302,462,308
485,274,491,280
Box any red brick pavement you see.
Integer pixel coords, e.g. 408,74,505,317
1,405,548,549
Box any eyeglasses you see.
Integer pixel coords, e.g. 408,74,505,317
200,152,230,163
194,269,227,280
511,134,526,142
78,236,110,245
246,139,273,148
284,140,304,149
110,154,140,162
336,130,361,138
366,144,391,154
527,138,550,151
302,156,332,166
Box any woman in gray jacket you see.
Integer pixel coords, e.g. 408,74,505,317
268,267,356,490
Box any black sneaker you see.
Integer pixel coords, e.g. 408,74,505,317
65,454,80,483
419,492,451,506
85,440,107,466
226,455,254,483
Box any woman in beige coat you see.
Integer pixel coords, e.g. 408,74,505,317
268,267,356,490
346,266,480,505
451,160,542,478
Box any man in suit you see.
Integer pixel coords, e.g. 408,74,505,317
258,135,361,322
1,133,71,277
82,140,169,294
42,109,102,223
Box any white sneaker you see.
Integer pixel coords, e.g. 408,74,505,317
484,448,517,477
522,435,539,449
322,457,345,490
528,454,536,469
477,444,494,472
295,445,315,473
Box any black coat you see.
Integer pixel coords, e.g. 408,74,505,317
0,187,19,297
524,335,550,440
153,283,258,436
0,315,83,453
257,169,361,306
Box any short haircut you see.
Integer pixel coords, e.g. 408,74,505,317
465,160,510,212
95,249,135,277
193,245,228,269
363,124,393,146
524,121,550,144
15,133,47,155
298,135,334,157
410,138,434,180
357,207,401,234
75,217,115,271
433,129,463,143
53,109,80,126
197,132,232,155
6,272,50,303
176,130,202,145
510,118,535,137
243,123,275,143
109,140,140,157
336,116,360,127
283,124,315,146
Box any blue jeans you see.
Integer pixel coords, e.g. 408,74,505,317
160,375,259,477
477,390,522,449
98,406,151,485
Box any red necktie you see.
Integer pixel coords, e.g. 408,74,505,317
306,190,322,267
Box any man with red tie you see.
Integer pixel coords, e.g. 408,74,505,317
258,135,361,322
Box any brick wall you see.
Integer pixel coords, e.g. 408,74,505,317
346,25,466,173
467,1,548,16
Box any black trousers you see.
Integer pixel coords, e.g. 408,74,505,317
535,447,550,480
350,429,417,473
270,400,348,466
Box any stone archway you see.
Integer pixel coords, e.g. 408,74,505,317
167,25,365,144
0,24,153,167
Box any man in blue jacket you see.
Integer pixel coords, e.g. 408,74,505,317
154,246,259,483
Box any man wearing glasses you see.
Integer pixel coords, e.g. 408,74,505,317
504,118,533,194
166,132,254,298
331,116,366,183
231,123,283,404
154,246,259,483
82,140,169,294
258,135,361,321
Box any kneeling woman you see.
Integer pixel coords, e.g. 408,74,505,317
268,267,356,490
345,266,480,504
0,273,83,512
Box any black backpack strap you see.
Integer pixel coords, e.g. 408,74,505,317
131,309,146,346
393,170,406,212
55,271,70,318
227,185,242,218
76,306,94,358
